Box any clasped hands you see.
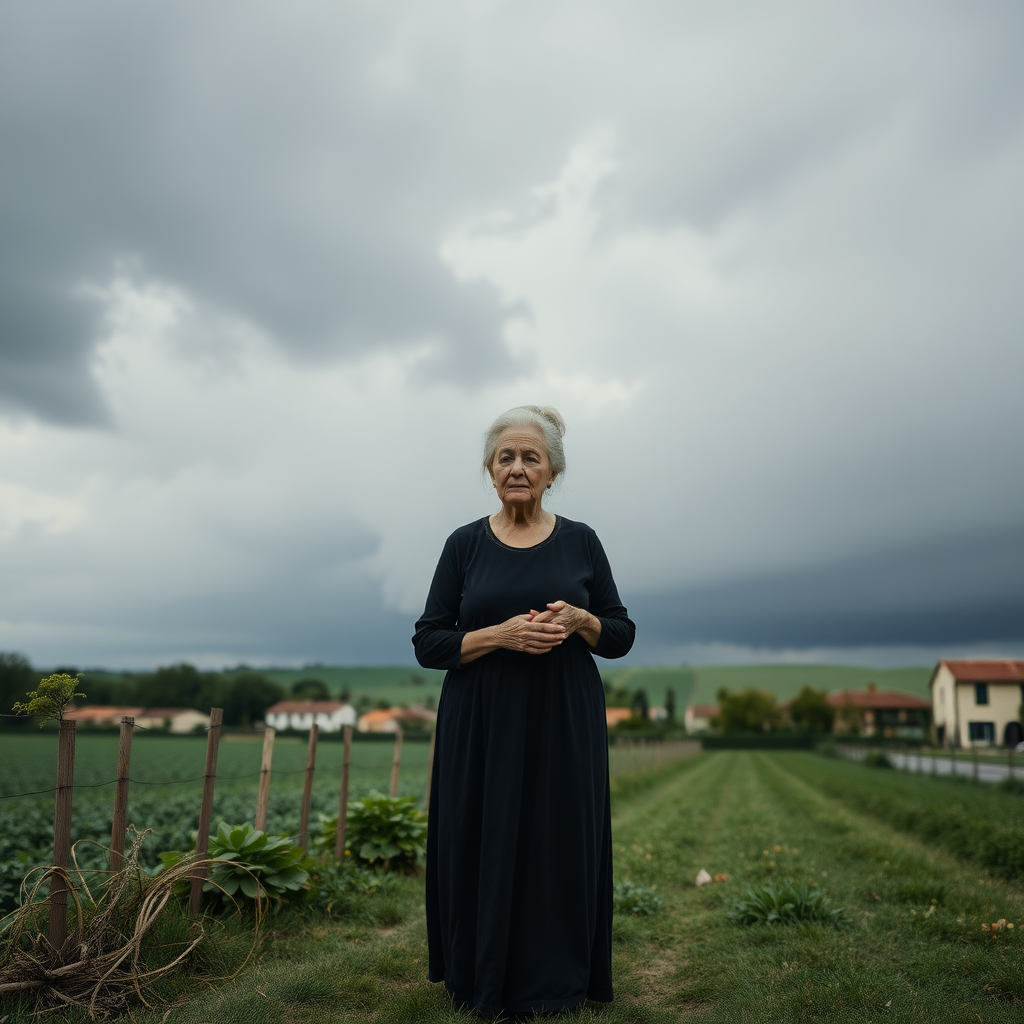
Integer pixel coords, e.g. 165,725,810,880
500,600,593,655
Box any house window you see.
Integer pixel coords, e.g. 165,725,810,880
974,683,989,705
968,721,995,743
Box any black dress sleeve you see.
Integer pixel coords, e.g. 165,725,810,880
411,532,466,671
588,530,636,660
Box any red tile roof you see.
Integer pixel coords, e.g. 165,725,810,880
936,659,1024,682
827,690,931,710
688,705,720,717
65,706,144,721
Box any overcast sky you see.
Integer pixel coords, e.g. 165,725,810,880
1,0,1022,671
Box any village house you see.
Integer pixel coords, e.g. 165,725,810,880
605,707,632,728
684,704,719,734
264,700,357,733
929,659,1024,749
827,685,931,738
357,705,437,733
64,706,210,733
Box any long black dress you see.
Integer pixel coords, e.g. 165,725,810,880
412,515,635,1015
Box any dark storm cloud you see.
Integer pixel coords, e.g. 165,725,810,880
0,1,572,423
630,524,1024,651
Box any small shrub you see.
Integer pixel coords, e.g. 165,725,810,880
161,823,312,905
308,858,388,916
317,791,427,872
863,750,893,769
727,879,844,926
613,880,665,916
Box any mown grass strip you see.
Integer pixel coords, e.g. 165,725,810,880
770,751,1024,883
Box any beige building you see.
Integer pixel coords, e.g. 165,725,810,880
684,704,719,734
929,660,1024,749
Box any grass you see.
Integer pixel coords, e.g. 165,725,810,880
9,751,1017,1023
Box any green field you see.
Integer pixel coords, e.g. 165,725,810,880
0,734,430,882
16,750,1012,1024
3,750,1023,1021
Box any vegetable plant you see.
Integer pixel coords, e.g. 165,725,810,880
318,791,427,872
727,879,844,926
160,823,312,905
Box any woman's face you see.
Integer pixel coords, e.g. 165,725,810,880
489,426,556,506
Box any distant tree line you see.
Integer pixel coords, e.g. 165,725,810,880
712,686,835,734
0,652,358,729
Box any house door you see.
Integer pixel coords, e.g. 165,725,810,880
1005,721,1023,748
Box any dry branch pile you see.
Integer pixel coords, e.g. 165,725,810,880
0,829,255,1019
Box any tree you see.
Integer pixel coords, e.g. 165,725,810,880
713,688,781,733
12,673,85,727
136,663,226,710
631,688,650,721
291,678,329,700
223,673,286,726
789,687,835,733
0,652,36,730
665,688,676,723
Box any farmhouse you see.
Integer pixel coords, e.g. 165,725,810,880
135,708,211,733
63,706,210,733
684,705,719,734
357,705,437,733
827,685,930,738
930,659,1024,749
605,707,632,728
65,706,144,726
264,700,357,733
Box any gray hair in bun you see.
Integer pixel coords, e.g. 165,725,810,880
483,405,567,477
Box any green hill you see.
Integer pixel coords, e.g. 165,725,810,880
687,664,932,705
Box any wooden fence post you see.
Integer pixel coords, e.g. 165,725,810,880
190,708,223,916
972,744,979,783
298,724,320,851
109,716,134,872
423,727,436,811
390,726,404,797
49,718,76,952
335,724,353,859
254,727,275,831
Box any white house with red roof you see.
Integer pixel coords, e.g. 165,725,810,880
930,660,1024,749
265,700,357,733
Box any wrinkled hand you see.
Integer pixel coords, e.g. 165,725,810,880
496,614,566,655
528,600,591,636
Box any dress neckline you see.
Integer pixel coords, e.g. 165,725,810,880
484,515,562,552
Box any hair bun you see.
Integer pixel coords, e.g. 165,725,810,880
536,406,566,437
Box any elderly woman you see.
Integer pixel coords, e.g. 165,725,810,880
413,405,635,1016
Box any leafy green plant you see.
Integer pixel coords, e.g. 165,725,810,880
613,879,665,916
11,672,85,726
161,823,312,904
318,791,427,872
727,879,844,926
